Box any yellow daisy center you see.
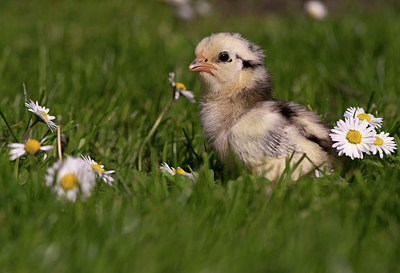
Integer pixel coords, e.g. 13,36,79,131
374,136,384,146
91,164,104,173
176,83,187,91
346,130,362,144
60,173,78,190
24,139,41,155
173,167,188,175
357,113,371,122
39,110,48,120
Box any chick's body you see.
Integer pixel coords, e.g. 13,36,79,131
189,33,333,180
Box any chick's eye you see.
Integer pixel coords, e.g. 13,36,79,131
218,52,230,62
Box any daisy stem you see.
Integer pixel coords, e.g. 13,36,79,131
0,107,19,143
138,97,174,171
57,124,62,160
22,119,39,141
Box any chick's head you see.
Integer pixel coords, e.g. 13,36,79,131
189,32,267,95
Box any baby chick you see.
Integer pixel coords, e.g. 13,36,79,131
189,32,333,180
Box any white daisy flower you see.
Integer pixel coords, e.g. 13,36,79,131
329,118,376,160
81,155,115,185
304,0,328,20
176,3,195,20
8,137,54,161
25,99,57,132
344,106,383,129
168,72,196,103
160,162,197,180
370,132,397,158
166,0,195,20
45,157,96,202
195,0,212,17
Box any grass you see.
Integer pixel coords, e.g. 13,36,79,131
1,1,400,272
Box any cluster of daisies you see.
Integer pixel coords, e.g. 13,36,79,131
10,77,395,198
7,99,115,202
6,74,198,202
330,107,397,160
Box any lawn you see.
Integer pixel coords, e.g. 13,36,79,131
1,1,400,272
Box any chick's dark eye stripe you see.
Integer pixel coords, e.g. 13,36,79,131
235,54,257,69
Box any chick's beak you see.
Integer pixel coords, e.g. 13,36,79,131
189,52,216,74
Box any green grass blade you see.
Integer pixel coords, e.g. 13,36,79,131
0,107,19,143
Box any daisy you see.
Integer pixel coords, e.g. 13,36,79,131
25,99,57,132
8,137,54,161
168,72,196,103
370,132,397,158
344,106,383,128
166,0,195,20
160,162,197,180
194,0,212,17
329,118,376,159
304,0,327,20
45,157,96,202
81,155,115,185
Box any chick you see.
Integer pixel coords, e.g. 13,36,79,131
189,32,333,180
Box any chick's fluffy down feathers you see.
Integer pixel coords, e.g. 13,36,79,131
190,33,333,180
